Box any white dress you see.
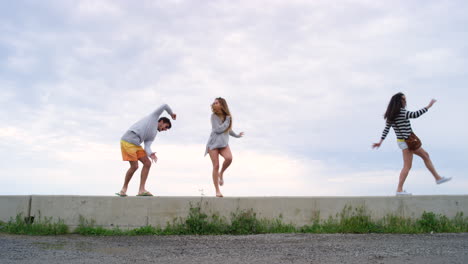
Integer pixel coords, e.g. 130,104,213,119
205,114,240,156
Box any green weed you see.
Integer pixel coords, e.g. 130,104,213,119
0,213,68,235
2,206,467,236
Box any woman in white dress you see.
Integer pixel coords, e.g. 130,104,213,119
205,97,244,197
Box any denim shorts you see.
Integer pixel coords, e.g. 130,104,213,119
397,140,408,150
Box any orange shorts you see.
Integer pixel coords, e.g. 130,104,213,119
120,140,147,161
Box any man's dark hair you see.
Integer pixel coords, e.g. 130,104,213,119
158,117,172,129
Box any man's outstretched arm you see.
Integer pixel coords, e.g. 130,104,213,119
151,104,176,119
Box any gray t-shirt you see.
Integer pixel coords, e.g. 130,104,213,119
205,114,240,156
121,104,174,156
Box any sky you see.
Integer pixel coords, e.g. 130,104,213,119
0,0,467,197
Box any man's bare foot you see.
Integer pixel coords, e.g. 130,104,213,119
137,190,153,196
216,192,223,197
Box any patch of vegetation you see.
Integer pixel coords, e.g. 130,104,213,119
2,206,467,236
0,213,68,235
300,208,468,234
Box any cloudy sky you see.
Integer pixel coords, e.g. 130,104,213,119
1,0,467,197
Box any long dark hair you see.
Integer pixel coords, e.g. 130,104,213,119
384,92,405,121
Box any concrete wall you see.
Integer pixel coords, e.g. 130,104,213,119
1,195,467,229
0,196,31,222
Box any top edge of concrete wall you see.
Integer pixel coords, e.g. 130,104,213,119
1,195,467,198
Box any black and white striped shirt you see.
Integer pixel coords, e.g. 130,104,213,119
381,107,428,140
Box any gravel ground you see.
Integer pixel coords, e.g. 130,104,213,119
0,233,467,264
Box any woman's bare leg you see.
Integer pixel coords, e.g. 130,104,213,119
208,149,223,197
397,149,413,192
413,147,442,181
219,146,233,186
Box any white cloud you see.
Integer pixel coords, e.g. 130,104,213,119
406,48,465,76
6,55,37,72
2,126,464,197
0,0,467,196
359,15,409,38
76,0,122,17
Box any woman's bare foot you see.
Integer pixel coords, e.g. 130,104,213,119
117,188,127,196
115,190,127,197
216,192,223,197
219,174,224,186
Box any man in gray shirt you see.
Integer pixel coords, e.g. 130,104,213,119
117,104,176,197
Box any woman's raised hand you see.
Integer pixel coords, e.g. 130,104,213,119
427,99,437,109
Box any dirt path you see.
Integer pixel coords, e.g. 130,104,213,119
0,233,467,263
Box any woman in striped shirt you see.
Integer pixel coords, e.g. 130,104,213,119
373,93,451,196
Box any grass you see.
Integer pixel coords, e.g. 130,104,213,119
300,208,468,234
0,213,68,235
1,205,467,236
